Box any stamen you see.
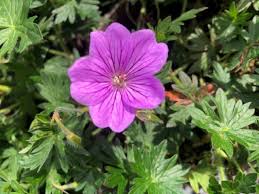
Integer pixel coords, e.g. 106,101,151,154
112,74,127,88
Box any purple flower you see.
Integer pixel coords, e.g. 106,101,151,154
68,23,168,132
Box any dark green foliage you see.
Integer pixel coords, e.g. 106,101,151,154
0,0,42,56
191,89,258,157
0,0,259,193
104,141,188,194
208,173,257,194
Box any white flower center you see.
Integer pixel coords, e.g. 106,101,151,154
112,74,127,88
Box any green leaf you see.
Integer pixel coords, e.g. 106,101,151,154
21,112,66,172
187,27,215,72
0,0,42,56
167,104,193,127
104,141,187,194
247,136,259,161
52,0,100,24
171,7,208,34
105,167,128,194
30,0,47,8
191,89,258,157
156,61,172,84
208,173,257,194
254,0,259,10
77,0,100,21
152,7,207,42
45,167,63,194
248,16,259,42
124,122,157,148
52,1,77,24
129,141,188,194
22,136,55,172
55,135,69,173
37,57,73,111
0,169,28,194
0,148,20,180
207,177,223,194
212,62,231,85
136,110,163,124
189,161,215,193
211,133,233,158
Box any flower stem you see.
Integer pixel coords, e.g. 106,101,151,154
0,58,9,64
52,182,78,193
52,112,81,145
181,0,188,13
215,148,227,181
41,47,73,60
0,84,11,94
92,128,102,136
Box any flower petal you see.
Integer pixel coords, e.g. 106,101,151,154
122,76,165,109
109,92,136,132
89,23,131,73
89,31,115,73
89,91,136,132
68,56,111,82
70,81,112,106
105,22,130,39
125,30,168,76
68,57,113,106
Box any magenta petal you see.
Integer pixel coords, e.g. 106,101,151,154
89,31,115,73
122,76,165,109
68,56,111,82
68,57,113,106
109,92,136,132
105,23,130,39
89,91,135,132
70,82,112,106
105,23,131,72
125,30,168,76
127,43,168,76
89,24,131,73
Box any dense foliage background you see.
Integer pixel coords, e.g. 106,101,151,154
0,0,259,193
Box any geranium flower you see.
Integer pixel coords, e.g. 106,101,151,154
68,23,168,132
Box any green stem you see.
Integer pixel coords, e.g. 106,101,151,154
108,132,116,142
52,112,81,145
232,159,242,173
155,1,160,20
215,148,227,181
0,103,18,114
218,164,227,181
53,182,78,192
170,73,181,85
181,0,188,13
0,84,11,93
92,128,102,136
0,58,9,64
41,47,73,60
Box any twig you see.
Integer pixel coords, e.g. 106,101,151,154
126,1,137,26
182,0,188,13
41,47,73,60
98,0,126,30
155,1,160,20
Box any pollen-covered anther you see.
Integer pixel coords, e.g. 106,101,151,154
112,74,127,88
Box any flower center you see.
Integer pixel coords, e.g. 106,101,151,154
112,74,127,88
